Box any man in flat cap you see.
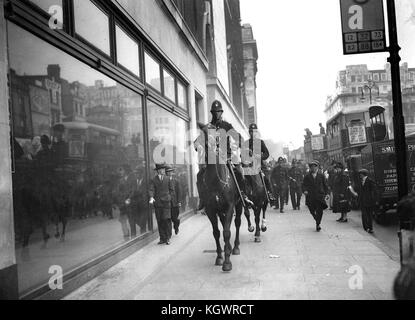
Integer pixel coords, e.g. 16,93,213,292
302,160,329,232
349,168,379,234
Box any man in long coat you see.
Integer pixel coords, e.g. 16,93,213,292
289,159,304,210
302,160,329,232
271,157,289,213
166,166,182,235
350,169,379,234
149,163,175,245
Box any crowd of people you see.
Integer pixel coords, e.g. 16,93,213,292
259,157,380,234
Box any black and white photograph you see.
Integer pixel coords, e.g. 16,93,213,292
1,0,415,305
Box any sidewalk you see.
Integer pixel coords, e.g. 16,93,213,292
64,205,400,300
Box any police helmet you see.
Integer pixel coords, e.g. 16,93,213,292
211,100,223,113
249,123,258,131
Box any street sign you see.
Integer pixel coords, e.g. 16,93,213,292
340,0,387,55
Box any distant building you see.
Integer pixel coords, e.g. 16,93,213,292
325,63,415,165
242,23,258,127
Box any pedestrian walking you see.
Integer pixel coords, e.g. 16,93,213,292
149,163,175,245
332,163,351,223
302,160,329,232
289,159,304,210
166,165,182,235
349,169,379,234
271,157,289,213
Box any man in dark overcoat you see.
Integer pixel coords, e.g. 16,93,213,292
149,163,175,245
350,169,379,234
166,166,182,235
271,157,289,213
302,160,329,232
289,159,304,210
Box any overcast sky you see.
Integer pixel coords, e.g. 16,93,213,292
240,0,415,149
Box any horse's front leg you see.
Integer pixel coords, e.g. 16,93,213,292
233,206,241,256
221,208,234,272
254,206,261,243
207,212,223,266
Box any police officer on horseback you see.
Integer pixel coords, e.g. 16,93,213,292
244,123,275,202
195,100,254,211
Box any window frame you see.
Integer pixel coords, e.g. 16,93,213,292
72,0,112,58
114,21,141,80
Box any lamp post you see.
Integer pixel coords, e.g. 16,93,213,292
360,80,380,105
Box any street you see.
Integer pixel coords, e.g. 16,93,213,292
64,204,400,300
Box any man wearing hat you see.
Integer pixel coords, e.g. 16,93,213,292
271,156,290,213
289,159,304,210
166,165,182,235
349,169,379,234
302,160,329,232
194,100,253,211
149,163,175,245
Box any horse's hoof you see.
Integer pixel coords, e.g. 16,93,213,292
232,247,240,256
222,262,232,272
254,237,262,243
261,226,267,232
248,226,255,233
215,258,224,266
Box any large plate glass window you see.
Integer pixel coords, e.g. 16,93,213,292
73,0,110,55
147,101,193,229
116,25,140,77
163,69,175,102
8,22,149,295
144,52,161,92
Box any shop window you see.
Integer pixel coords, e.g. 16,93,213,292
381,73,387,81
147,101,192,230
177,81,187,110
373,73,379,82
8,22,149,295
74,0,110,55
145,52,161,92
163,69,175,102
116,25,140,77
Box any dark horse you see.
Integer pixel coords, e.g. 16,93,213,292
198,128,242,272
240,159,268,243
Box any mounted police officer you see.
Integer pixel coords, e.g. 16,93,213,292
195,100,254,211
243,123,275,202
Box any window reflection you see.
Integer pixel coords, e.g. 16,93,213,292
74,0,110,55
177,82,187,110
145,52,161,92
147,101,192,221
116,25,140,77
163,69,175,102
8,22,148,294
